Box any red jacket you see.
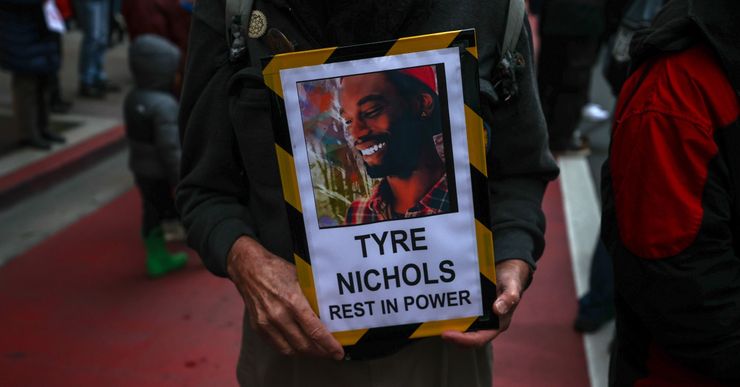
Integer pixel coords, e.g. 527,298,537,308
55,0,73,20
603,43,740,386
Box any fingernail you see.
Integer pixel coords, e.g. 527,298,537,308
495,300,509,315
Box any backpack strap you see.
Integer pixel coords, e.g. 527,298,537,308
225,0,255,62
502,0,525,55
490,0,527,104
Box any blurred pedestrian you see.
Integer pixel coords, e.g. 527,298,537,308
121,0,190,55
573,239,614,332
49,0,74,114
125,34,187,277
121,0,191,94
179,0,193,13
108,0,124,46
0,0,67,150
73,0,120,98
601,0,662,96
571,0,658,335
537,0,608,154
55,0,72,19
603,0,740,384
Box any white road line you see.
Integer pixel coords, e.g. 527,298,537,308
558,155,615,387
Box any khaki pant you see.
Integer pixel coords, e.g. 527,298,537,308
236,311,492,387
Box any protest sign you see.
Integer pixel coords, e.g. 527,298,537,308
262,30,497,355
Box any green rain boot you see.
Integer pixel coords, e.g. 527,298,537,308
144,226,188,278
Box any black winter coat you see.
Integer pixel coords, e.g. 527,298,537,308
0,0,61,75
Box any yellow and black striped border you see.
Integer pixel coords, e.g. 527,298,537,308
262,29,497,356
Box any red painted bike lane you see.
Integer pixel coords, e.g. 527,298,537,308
0,182,588,386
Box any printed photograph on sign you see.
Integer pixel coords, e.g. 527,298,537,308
296,65,458,228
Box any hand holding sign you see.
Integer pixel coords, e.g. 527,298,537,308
227,236,345,360
440,259,531,347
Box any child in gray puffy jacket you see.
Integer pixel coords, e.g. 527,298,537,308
124,34,187,277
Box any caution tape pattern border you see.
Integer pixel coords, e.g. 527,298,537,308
262,29,497,352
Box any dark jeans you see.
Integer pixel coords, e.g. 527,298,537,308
74,0,110,85
11,73,51,142
588,238,614,308
135,176,178,236
581,238,615,317
537,34,601,149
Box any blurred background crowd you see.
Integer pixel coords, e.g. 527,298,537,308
0,0,192,152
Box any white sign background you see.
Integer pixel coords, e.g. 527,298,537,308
280,48,482,332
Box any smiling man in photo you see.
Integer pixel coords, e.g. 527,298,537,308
340,67,451,225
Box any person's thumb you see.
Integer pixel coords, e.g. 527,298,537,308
494,289,520,315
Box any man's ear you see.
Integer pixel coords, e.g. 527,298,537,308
417,93,435,118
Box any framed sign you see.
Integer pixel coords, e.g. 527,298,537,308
262,30,496,358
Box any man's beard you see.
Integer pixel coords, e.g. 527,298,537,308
364,118,424,179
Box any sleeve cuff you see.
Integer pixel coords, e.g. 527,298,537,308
206,217,256,277
493,228,538,271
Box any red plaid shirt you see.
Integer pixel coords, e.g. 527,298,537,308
345,174,450,225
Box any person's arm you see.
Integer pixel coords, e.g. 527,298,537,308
484,16,559,272
176,0,256,277
443,14,559,347
176,0,343,359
